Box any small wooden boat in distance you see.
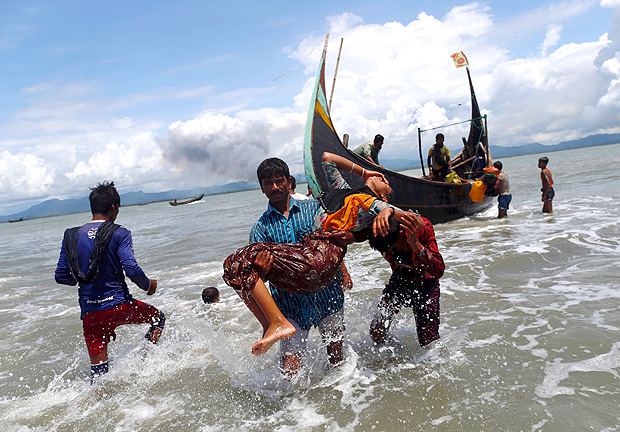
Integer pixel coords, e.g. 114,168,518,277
169,194,205,206
8,217,24,223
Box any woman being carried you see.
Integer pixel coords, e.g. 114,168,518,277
223,152,415,355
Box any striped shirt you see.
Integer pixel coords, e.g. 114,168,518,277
249,197,344,330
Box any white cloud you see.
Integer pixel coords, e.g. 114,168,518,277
542,24,563,55
2,1,620,214
0,151,54,196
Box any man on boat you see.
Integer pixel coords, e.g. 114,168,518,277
250,158,346,376
427,133,452,181
493,161,512,219
353,134,384,165
55,181,165,383
368,213,444,348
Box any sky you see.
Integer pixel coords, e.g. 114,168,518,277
1,0,619,215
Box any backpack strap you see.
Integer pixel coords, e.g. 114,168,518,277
63,221,121,284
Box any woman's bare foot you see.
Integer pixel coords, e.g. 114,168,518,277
251,322,296,355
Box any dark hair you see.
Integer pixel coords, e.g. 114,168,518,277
289,176,297,189
89,181,120,216
436,133,444,140
368,217,401,253
257,158,290,184
374,134,384,144
539,157,549,164
493,161,503,171
202,287,220,304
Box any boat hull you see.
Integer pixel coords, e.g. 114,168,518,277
169,194,205,206
307,110,493,225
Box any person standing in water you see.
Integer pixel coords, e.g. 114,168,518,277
494,161,512,219
55,181,165,383
248,157,347,376
539,157,554,213
368,213,445,348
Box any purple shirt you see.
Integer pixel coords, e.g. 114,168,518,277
55,222,151,318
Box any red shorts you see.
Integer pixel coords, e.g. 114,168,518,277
82,300,160,358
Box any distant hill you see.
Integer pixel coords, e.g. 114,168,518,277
4,133,619,223
384,133,620,169
1,181,259,222
491,133,620,159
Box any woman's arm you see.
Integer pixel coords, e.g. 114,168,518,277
322,152,386,183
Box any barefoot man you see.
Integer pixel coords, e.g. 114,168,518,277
248,158,346,376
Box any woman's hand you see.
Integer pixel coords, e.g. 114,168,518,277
363,169,388,183
372,207,394,237
328,230,355,247
252,251,274,279
399,213,424,252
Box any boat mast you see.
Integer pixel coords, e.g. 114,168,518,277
328,38,344,115
418,127,426,177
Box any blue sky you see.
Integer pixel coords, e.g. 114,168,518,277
1,0,618,214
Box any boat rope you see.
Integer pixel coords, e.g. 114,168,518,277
273,37,326,82
419,115,485,133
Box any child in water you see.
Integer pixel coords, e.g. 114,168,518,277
202,287,220,304
539,157,554,213
223,152,416,355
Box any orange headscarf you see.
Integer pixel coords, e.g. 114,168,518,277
322,193,377,231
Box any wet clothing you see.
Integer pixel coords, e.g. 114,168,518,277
55,221,152,319
230,162,392,297
353,141,380,164
374,217,444,346
541,168,554,201
498,194,512,211
223,230,345,294
83,299,160,357
543,187,555,201
375,272,441,346
249,198,345,331
243,160,395,331
55,220,161,360
497,171,512,211
280,308,344,355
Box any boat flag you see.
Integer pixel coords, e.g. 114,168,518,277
451,51,468,68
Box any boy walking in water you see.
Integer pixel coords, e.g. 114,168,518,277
494,161,511,218
55,181,165,382
538,157,554,213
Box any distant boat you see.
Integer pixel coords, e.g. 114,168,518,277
303,36,494,224
169,194,205,206
8,217,24,223
138,203,149,206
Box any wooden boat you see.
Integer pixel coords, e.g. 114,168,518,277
169,194,204,206
303,39,493,224
8,217,24,223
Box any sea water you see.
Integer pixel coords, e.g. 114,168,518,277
1,144,619,431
